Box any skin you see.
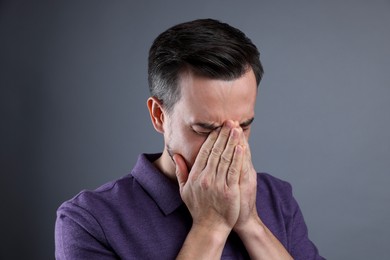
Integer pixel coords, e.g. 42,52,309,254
147,68,292,259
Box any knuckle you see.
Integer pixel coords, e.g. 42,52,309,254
228,166,239,176
199,147,211,158
200,177,210,189
211,146,223,157
220,154,232,164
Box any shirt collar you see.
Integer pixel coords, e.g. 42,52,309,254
131,153,183,215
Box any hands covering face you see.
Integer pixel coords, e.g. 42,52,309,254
173,120,258,234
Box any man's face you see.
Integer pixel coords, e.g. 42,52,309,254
163,68,258,171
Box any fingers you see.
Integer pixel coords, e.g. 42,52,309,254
205,121,235,172
191,120,250,188
192,130,219,173
216,127,241,184
227,145,244,187
238,129,255,187
238,130,250,168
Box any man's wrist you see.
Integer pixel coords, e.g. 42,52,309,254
191,221,232,243
177,223,231,259
234,214,265,239
234,216,293,260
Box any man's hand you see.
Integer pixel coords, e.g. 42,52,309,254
174,120,292,259
233,125,294,260
233,132,259,233
173,120,243,234
173,121,244,259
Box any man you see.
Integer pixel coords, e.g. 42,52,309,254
55,19,324,259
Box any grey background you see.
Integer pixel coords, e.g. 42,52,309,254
1,0,389,259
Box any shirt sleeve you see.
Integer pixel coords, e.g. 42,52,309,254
285,184,325,260
55,201,118,260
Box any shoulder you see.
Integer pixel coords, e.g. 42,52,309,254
57,173,142,222
257,172,293,201
56,174,142,240
256,172,299,223
56,153,171,224
55,174,142,258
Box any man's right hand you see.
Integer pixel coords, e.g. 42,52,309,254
173,120,244,258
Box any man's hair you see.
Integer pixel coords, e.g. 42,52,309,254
148,18,264,113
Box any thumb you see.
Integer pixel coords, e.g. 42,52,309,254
172,154,189,190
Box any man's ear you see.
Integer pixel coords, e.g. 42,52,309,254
147,97,165,134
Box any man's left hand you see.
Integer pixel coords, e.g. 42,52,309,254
233,130,260,233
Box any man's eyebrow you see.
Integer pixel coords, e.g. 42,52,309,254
240,117,255,128
192,122,221,130
192,117,255,130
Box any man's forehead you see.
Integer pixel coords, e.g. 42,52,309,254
173,68,257,126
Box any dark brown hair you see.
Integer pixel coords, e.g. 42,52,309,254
148,18,264,113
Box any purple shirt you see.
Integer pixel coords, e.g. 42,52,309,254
55,153,324,259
